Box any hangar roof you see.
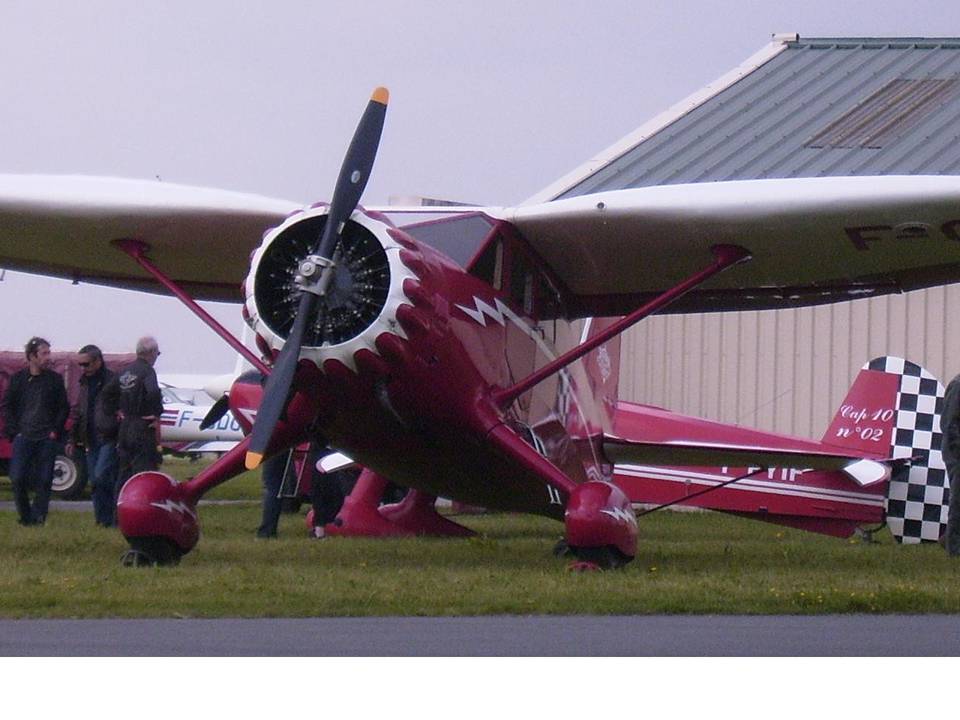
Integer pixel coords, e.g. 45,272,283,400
530,35,960,202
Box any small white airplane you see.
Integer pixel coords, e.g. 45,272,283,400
159,397,243,453
157,342,254,453
158,378,244,454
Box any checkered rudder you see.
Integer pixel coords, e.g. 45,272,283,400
868,357,948,544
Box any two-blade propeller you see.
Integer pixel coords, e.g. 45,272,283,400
244,87,389,470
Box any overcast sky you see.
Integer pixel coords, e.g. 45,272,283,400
3,0,960,372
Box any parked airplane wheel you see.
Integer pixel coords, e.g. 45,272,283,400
567,544,632,570
122,536,184,567
51,455,84,499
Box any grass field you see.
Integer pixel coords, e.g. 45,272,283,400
3,454,960,618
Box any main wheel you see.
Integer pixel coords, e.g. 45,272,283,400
567,544,632,570
51,455,85,499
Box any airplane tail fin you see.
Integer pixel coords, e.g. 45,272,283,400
821,357,948,544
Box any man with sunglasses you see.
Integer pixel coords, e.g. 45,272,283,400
68,344,117,526
0,337,69,525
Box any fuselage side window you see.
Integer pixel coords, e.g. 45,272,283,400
510,252,533,317
471,238,503,290
523,273,535,316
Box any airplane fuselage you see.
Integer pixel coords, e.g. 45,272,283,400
235,216,621,519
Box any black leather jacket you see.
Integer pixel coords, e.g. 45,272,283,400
1,368,69,441
70,366,115,446
100,358,163,426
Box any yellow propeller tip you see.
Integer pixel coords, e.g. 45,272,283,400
245,452,264,471
371,86,389,105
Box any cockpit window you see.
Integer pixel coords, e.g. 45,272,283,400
399,214,494,267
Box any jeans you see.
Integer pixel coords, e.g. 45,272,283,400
9,435,59,524
86,442,118,526
257,452,290,537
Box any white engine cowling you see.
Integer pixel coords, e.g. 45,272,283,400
243,207,415,372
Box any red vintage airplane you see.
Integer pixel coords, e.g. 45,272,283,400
1,87,958,566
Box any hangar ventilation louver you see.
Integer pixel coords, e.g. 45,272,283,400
806,78,960,149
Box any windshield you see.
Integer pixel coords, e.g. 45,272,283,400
383,211,496,268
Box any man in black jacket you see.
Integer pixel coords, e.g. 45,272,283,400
67,344,117,527
100,336,164,506
0,337,69,525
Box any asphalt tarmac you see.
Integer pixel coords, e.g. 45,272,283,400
2,615,959,655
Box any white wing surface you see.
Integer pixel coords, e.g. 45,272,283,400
3,174,960,314
0,175,299,301
498,176,960,315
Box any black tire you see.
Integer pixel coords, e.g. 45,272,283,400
51,454,85,499
124,537,183,566
280,496,302,513
567,544,633,569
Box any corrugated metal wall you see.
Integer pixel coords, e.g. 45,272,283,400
618,284,960,439
559,39,960,199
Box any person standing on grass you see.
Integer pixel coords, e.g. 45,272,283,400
309,445,359,539
100,336,164,510
0,337,69,526
942,372,960,556
256,450,292,538
66,344,117,527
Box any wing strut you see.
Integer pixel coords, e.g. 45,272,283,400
113,238,271,376
493,243,750,407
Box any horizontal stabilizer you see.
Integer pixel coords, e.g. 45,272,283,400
603,437,888,484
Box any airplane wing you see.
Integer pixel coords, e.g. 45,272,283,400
3,174,960,314
0,175,299,301
498,176,960,316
